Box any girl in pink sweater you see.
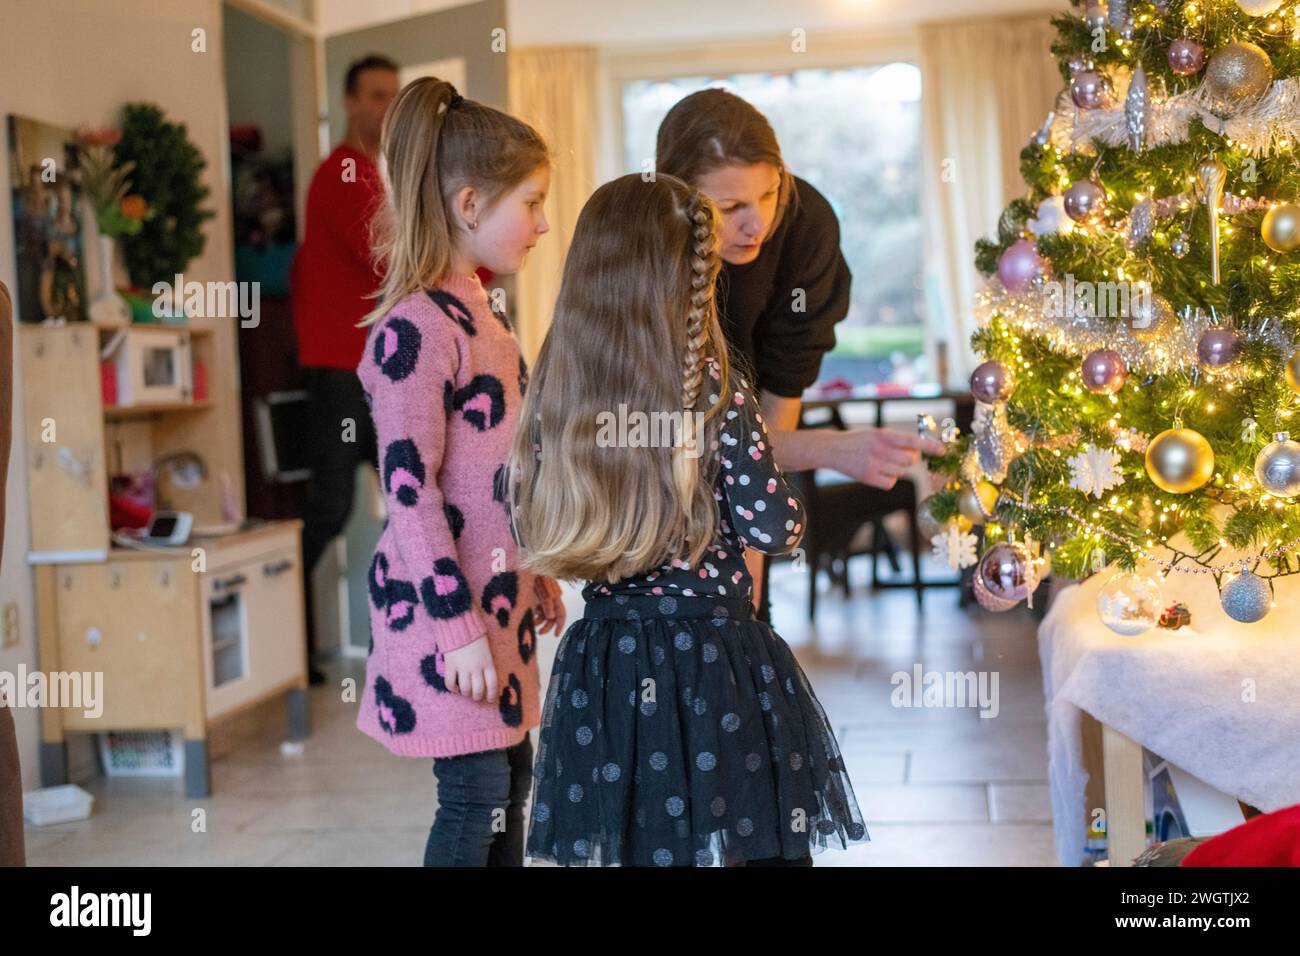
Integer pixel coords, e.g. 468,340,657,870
355,78,564,866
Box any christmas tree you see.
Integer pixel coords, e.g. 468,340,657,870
926,0,1300,631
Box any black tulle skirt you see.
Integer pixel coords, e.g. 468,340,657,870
525,592,869,867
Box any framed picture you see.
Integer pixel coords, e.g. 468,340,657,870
7,114,88,323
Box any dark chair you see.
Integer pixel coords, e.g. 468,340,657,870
787,403,923,619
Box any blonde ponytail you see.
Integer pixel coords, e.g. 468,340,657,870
360,77,549,327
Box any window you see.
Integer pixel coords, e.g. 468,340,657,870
621,64,926,387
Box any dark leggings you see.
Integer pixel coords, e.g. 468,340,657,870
425,736,534,867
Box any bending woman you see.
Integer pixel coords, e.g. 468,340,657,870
655,89,944,614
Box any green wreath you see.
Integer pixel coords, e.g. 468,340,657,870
113,103,214,288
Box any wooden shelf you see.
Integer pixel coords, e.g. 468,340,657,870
92,320,215,336
104,399,212,419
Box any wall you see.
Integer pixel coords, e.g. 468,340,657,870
0,0,237,789
323,0,508,142
224,4,295,156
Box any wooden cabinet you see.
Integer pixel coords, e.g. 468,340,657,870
35,522,308,797
19,323,309,797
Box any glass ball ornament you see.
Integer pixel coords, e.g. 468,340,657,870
1168,37,1207,77
978,542,1032,605
958,481,1000,526
1070,70,1115,110
1126,293,1176,342
1254,432,1300,499
973,568,1019,612
1236,0,1284,15
1261,202,1300,254
1196,328,1242,370
1171,232,1190,258
1206,42,1274,112
917,495,948,539
969,360,1016,404
1145,426,1215,494
1220,570,1272,624
1097,570,1164,637
1063,180,1107,225
1081,348,1128,394
997,239,1046,293
1286,350,1300,396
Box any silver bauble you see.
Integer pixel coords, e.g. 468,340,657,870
1220,570,1272,624
1254,432,1300,498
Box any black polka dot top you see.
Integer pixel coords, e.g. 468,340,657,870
583,359,806,604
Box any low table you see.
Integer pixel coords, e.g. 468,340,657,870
1037,567,1300,866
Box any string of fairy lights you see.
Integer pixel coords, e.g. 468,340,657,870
932,1,1300,628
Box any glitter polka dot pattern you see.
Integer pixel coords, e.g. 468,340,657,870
524,592,869,867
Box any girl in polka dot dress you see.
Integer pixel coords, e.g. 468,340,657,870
507,173,868,866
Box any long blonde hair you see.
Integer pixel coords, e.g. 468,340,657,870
360,77,549,326
507,174,733,583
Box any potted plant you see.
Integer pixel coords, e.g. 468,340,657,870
74,127,151,326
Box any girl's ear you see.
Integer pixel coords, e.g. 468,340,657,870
452,185,479,232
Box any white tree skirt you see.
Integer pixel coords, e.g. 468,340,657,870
1038,564,1300,866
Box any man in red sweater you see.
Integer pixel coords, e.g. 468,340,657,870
292,55,398,683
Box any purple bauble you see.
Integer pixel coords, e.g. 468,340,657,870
1168,37,1207,76
997,239,1044,293
1197,328,1242,369
970,360,1015,405
1081,349,1128,394
979,543,1031,604
1070,70,1115,110
1063,180,1107,224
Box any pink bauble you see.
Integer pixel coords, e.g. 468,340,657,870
997,239,1044,293
1070,70,1115,110
1081,348,1128,394
1168,38,1207,76
1196,328,1242,369
970,360,1016,405
1063,180,1107,224
973,569,1019,612
979,542,1031,604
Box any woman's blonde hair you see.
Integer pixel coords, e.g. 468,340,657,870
507,174,733,583
360,77,549,326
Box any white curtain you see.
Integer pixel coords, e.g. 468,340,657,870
920,15,1061,386
507,47,598,362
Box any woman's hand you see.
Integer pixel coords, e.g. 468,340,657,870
839,428,947,490
534,575,567,635
442,636,498,702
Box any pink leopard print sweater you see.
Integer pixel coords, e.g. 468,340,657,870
356,273,538,758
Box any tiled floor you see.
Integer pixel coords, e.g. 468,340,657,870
24,556,1057,866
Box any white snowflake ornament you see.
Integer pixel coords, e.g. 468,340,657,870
1068,443,1125,499
932,524,979,571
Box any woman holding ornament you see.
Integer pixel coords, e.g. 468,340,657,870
655,89,945,617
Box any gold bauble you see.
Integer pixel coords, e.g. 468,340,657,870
1145,427,1215,494
1286,350,1300,395
958,481,1000,526
1262,202,1300,254
1206,42,1273,112
1127,293,1175,342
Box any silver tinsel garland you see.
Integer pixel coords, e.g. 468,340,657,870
974,277,1299,377
1048,71,1300,156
